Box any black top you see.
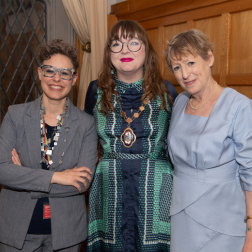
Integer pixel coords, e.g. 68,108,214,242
85,79,178,115
27,123,56,234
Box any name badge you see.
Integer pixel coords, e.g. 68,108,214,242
43,204,51,219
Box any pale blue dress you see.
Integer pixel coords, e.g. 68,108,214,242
168,88,252,252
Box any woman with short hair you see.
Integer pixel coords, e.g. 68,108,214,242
0,39,97,251
166,29,252,252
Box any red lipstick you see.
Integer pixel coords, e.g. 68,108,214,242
120,58,133,62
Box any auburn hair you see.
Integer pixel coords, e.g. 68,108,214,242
97,20,172,116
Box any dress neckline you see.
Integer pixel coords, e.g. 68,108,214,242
114,75,143,94
183,87,227,118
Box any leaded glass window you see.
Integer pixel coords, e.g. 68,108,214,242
0,0,46,123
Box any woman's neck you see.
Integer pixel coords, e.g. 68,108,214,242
116,69,143,84
42,96,67,126
191,78,216,103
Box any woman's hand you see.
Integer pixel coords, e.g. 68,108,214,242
243,191,252,251
11,148,21,166
242,231,252,252
50,166,92,193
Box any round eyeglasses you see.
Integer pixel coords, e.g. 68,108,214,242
109,38,143,53
40,65,76,80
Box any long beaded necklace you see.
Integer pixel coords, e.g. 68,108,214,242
114,91,149,148
40,98,69,167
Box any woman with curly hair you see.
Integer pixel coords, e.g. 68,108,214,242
0,39,97,251
85,20,177,252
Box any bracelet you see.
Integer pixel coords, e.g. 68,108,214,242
244,216,252,223
247,227,252,232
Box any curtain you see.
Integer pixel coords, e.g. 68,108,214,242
61,0,107,110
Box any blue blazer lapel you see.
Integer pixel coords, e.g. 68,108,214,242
25,97,42,169
51,100,78,170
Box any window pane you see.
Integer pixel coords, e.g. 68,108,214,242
0,0,47,124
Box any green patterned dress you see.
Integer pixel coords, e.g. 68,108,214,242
85,77,175,252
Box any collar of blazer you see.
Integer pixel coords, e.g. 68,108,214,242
24,95,79,170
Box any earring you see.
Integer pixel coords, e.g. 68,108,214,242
111,68,115,74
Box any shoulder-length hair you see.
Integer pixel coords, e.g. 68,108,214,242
97,20,172,116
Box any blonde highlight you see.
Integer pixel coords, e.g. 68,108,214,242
165,29,214,72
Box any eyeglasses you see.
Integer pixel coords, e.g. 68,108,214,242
109,38,143,53
40,65,76,80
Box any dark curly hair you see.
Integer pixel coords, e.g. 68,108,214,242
98,20,172,116
38,39,79,71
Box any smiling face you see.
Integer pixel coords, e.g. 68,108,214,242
110,31,146,83
38,54,77,102
171,51,214,96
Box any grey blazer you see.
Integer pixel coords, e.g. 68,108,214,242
0,96,98,250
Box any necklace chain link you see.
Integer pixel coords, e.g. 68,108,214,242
114,91,149,148
115,91,148,126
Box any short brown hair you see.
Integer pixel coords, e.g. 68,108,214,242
38,39,79,71
165,29,213,72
